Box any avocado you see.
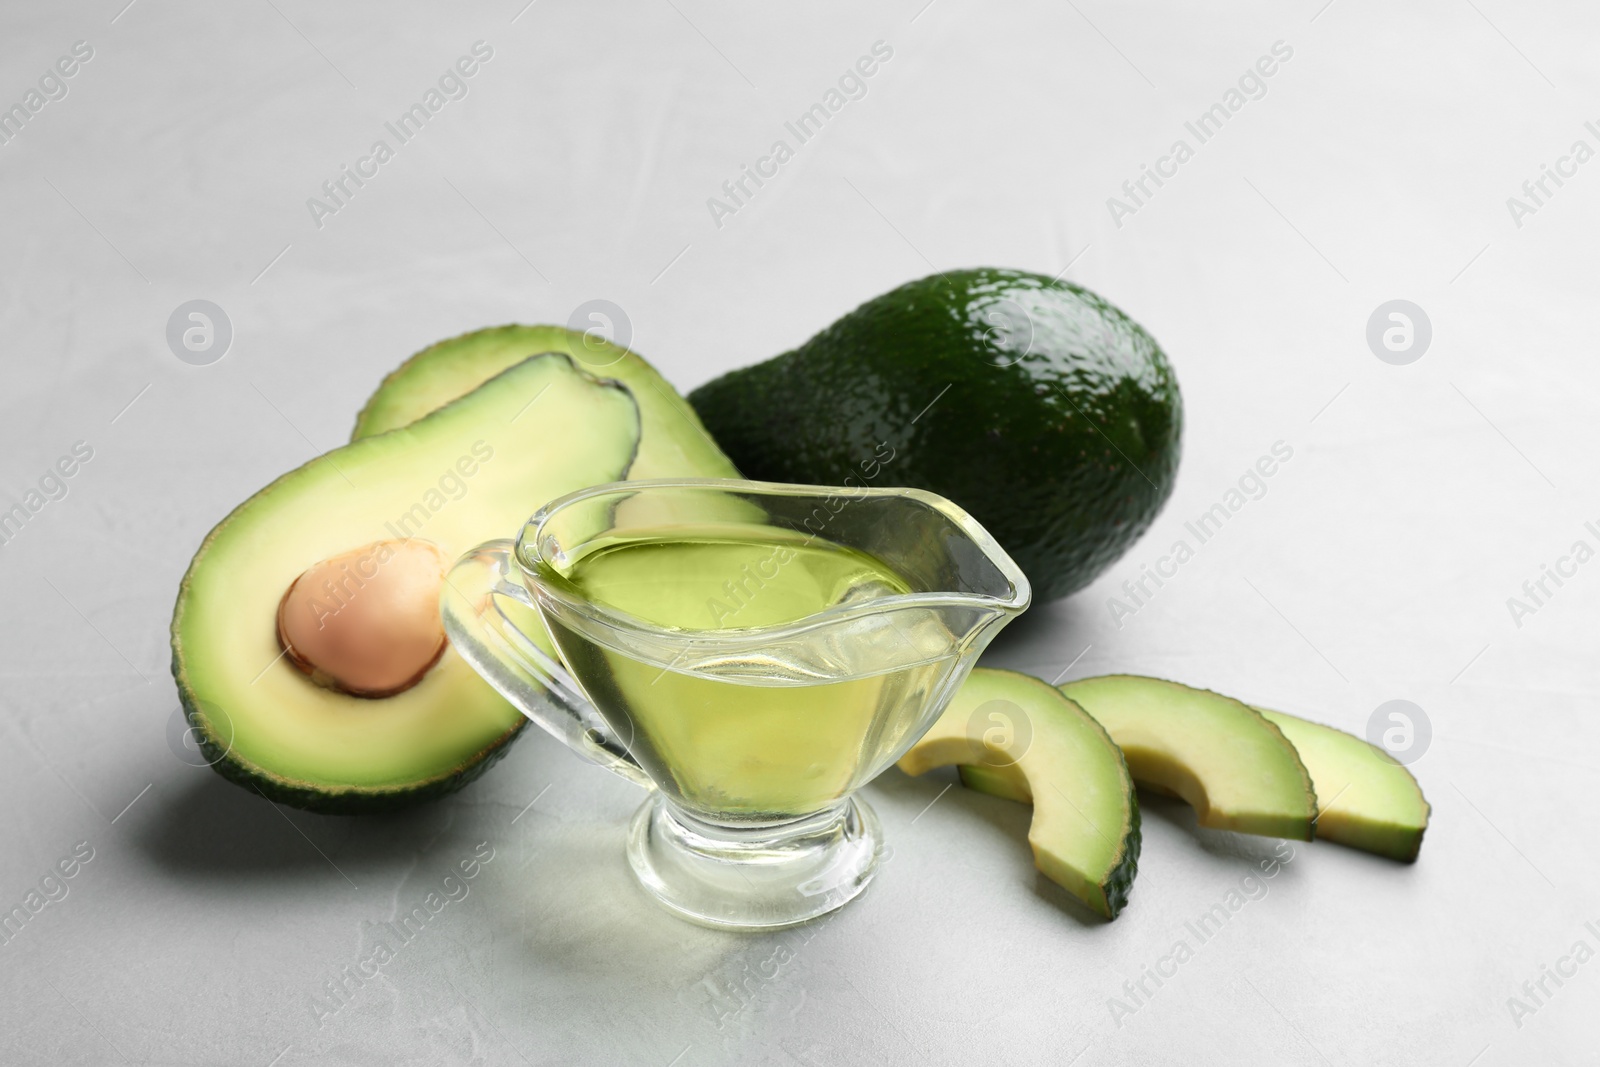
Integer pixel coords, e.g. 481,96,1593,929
897,668,1140,919
1052,675,1318,841
170,355,641,812
351,324,739,480
688,269,1182,601
1255,707,1430,861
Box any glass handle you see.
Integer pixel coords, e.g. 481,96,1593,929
440,539,653,789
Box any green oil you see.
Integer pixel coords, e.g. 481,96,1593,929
541,529,953,821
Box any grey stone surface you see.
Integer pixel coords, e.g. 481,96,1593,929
1,1,1595,1063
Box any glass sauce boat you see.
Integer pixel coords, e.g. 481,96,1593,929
442,479,1029,929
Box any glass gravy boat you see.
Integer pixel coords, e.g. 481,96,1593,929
442,479,1029,929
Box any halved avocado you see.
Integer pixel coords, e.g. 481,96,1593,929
1255,707,1430,861
1053,675,1318,841
351,324,740,481
170,355,641,812
353,324,756,536
897,668,1140,919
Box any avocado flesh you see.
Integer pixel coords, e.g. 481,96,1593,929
956,764,1031,803
351,324,739,481
1054,675,1318,841
897,668,1140,919
1255,707,1430,861
171,355,641,812
688,269,1182,601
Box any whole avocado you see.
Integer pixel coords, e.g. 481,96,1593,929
689,269,1183,601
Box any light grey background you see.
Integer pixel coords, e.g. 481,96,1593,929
1,1,1594,1064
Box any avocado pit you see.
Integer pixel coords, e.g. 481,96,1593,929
277,539,448,698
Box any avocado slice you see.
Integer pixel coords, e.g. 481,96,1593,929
688,269,1183,601
1050,675,1318,841
170,354,641,812
897,668,1140,919
1255,707,1430,861
350,324,739,481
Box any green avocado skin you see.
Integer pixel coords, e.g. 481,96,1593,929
689,269,1183,601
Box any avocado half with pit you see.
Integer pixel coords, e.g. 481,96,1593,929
171,355,645,812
